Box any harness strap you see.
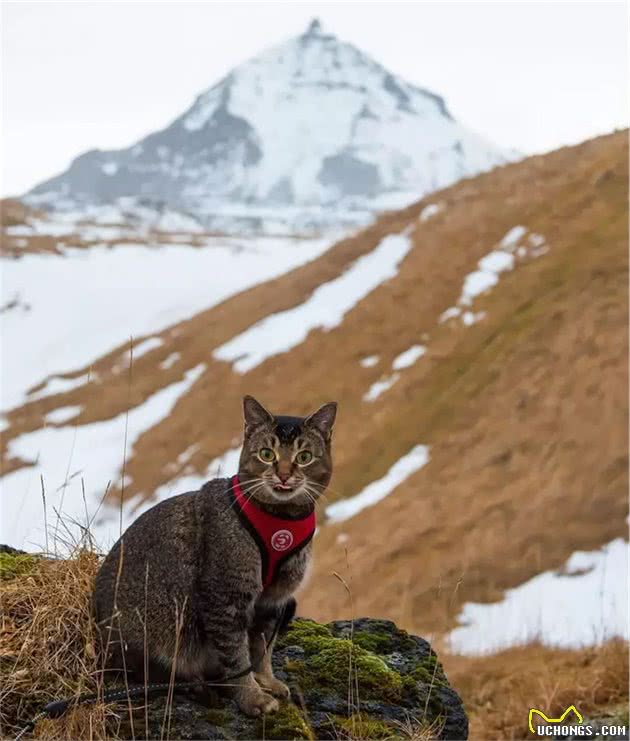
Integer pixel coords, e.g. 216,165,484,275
231,475,315,587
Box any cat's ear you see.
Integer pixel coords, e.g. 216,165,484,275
243,395,273,432
305,402,337,440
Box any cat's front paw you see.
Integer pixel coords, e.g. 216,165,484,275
255,672,291,700
237,684,279,717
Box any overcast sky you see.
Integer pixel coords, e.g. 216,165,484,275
2,1,627,197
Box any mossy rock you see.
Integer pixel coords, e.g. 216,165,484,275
110,617,468,740
274,618,465,739
256,701,313,740
0,551,38,581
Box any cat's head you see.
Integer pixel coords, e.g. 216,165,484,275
238,395,337,509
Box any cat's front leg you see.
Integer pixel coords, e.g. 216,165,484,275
250,601,291,700
204,602,279,717
235,667,280,717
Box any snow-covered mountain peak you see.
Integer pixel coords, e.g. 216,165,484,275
304,17,325,36
25,22,514,232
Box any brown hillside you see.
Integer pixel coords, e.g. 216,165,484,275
446,638,628,739
2,131,627,638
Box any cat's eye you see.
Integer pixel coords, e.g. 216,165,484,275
295,450,313,466
258,447,276,463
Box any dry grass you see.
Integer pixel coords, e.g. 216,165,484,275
390,716,441,741
445,639,629,740
0,199,43,229
0,548,113,740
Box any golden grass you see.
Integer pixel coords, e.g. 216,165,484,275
446,639,629,740
0,549,113,740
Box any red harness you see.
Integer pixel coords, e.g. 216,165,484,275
231,475,316,588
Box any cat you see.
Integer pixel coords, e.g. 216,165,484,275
93,395,336,717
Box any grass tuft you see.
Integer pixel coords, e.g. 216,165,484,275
0,549,111,740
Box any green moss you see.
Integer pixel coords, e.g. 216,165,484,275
256,702,313,740
302,641,403,702
0,552,37,581
409,652,447,686
279,619,334,655
352,632,394,654
407,666,433,685
205,708,229,726
282,619,448,704
334,713,396,739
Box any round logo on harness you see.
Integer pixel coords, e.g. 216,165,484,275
271,529,294,551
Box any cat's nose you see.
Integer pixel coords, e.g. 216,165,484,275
277,470,290,483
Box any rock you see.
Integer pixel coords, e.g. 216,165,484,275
112,618,468,740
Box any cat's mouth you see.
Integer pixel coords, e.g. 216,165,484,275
272,483,294,493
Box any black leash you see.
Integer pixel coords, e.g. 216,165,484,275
13,608,287,740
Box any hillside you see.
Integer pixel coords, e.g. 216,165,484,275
1,131,627,650
22,19,510,232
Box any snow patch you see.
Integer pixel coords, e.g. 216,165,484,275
528,233,546,248
177,444,199,465
101,162,119,176
449,538,629,654
123,446,243,527
0,365,205,551
462,311,486,327
363,373,400,402
2,234,336,410
44,405,82,425
500,225,527,249
419,203,443,222
125,337,164,364
440,226,548,327
154,447,241,502
460,270,499,305
531,244,550,258
155,210,203,234
6,225,34,236
392,344,426,370
439,306,461,323
160,352,181,370
477,250,515,275
214,233,414,374
326,444,430,523
360,355,379,368
27,372,94,402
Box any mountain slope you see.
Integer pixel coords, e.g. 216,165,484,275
25,20,510,229
2,131,626,643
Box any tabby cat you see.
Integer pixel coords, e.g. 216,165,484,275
93,395,336,717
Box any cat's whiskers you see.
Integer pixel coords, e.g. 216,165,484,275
301,482,330,503
243,484,266,508
228,477,266,511
300,484,325,508
304,479,340,501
